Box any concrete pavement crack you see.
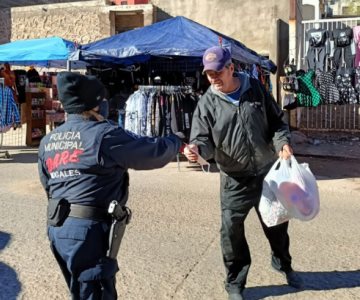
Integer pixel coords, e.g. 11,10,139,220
170,233,218,299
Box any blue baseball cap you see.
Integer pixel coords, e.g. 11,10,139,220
202,46,232,73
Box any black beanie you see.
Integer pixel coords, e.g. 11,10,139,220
57,72,105,114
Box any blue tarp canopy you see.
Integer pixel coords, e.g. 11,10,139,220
0,36,86,69
70,16,277,73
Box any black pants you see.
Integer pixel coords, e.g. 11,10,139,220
220,174,292,294
334,46,354,69
48,218,119,300
306,46,327,71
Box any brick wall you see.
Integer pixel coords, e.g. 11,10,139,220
10,5,110,44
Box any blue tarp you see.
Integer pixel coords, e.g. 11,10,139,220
0,36,86,69
70,16,277,73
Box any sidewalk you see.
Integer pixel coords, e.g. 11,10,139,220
291,131,360,160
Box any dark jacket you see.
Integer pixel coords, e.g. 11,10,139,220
190,78,290,177
38,114,181,207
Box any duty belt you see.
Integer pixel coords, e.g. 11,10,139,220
69,204,110,222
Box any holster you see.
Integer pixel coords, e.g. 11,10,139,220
47,198,70,227
106,202,132,259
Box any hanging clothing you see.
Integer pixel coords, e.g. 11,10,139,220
295,70,321,107
124,91,147,136
14,69,27,104
353,25,360,68
314,68,339,104
333,27,354,69
1,65,18,103
355,67,360,103
124,87,198,141
0,86,20,132
335,68,358,104
306,28,330,71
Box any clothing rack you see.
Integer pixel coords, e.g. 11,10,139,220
0,78,11,159
138,85,196,173
138,85,192,94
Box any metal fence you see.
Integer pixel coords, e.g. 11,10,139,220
1,125,25,146
292,104,360,132
297,17,360,132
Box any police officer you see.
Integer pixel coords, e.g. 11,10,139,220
38,72,181,300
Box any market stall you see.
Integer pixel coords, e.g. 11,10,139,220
0,36,85,69
0,36,86,146
70,16,277,131
70,16,276,72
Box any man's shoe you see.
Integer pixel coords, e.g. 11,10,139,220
272,265,304,289
285,271,304,289
228,292,243,300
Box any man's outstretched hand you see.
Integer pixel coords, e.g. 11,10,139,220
184,144,199,162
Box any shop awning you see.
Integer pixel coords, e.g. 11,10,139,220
0,36,86,69
70,16,277,73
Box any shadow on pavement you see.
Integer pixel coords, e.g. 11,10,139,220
297,157,360,180
245,270,360,300
0,149,38,164
0,231,21,300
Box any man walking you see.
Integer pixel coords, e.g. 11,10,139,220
184,46,303,300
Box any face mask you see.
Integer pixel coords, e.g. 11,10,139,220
197,153,211,173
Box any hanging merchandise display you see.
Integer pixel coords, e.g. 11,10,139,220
294,70,321,107
355,67,360,96
335,67,358,104
332,26,354,69
124,86,198,142
282,63,299,93
354,25,360,67
314,59,340,104
283,23,360,109
0,84,21,133
306,27,331,71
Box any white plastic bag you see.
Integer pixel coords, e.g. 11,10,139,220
260,156,320,226
259,178,292,227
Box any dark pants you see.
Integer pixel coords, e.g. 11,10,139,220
220,174,292,294
48,218,119,300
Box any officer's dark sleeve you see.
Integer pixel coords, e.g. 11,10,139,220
38,146,50,198
100,128,181,170
262,86,291,153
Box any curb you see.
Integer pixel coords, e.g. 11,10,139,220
294,152,359,161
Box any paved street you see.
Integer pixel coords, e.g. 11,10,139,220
0,149,360,300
